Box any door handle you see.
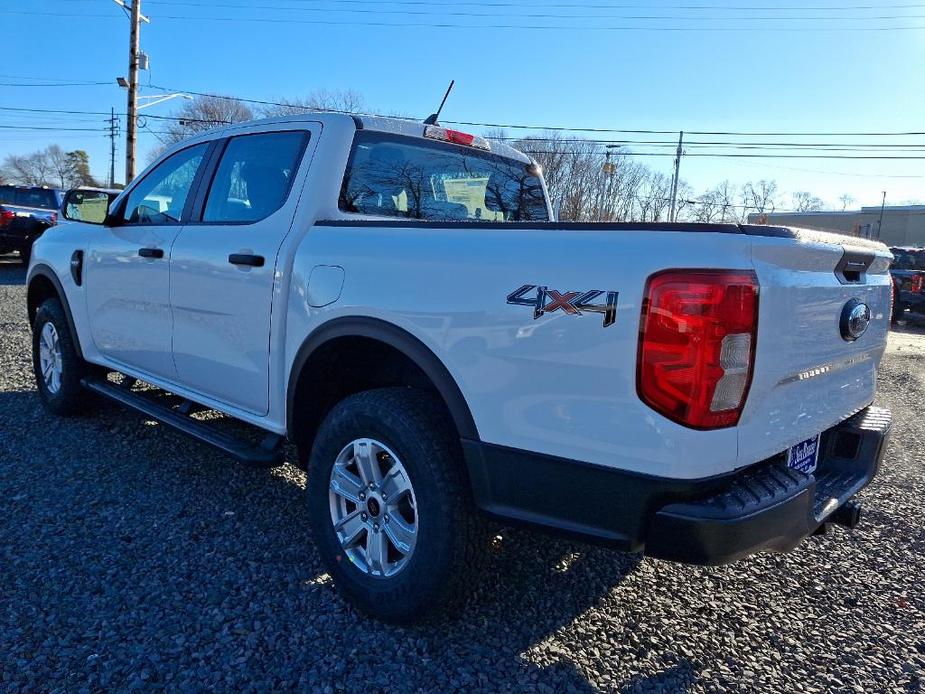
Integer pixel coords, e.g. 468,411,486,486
138,247,164,259
228,253,265,267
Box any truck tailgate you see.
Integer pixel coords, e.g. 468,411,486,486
737,230,892,465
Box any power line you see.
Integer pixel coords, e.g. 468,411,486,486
7,106,925,152
0,124,107,132
499,137,925,149
521,150,925,159
5,9,925,31
49,0,925,8
0,106,225,125
0,80,113,87
136,1,925,21
143,84,925,139
459,121,925,136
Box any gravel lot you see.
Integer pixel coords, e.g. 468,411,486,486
1,255,923,693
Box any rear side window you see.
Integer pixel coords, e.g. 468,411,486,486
892,249,925,271
339,132,549,222
203,131,308,223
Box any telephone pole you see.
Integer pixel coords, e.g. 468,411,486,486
876,190,887,240
668,131,684,222
107,108,120,187
125,0,141,183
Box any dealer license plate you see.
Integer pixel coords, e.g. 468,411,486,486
787,434,821,474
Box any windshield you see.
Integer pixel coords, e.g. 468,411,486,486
891,248,925,271
339,132,549,222
0,186,59,210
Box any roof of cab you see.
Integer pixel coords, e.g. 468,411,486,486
220,111,534,164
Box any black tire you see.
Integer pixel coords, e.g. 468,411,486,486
32,298,90,416
306,387,489,624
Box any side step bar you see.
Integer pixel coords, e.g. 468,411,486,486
82,376,285,467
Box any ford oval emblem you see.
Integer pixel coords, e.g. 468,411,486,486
840,299,871,342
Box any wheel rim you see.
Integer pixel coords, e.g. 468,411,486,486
328,438,418,578
38,322,63,395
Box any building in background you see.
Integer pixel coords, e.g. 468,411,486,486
748,205,925,247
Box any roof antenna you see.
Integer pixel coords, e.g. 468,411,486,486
424,80,455,126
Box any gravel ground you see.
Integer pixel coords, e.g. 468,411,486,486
1,255,923,693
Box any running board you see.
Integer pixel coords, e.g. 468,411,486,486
82,376,285,467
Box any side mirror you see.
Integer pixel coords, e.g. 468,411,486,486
62,190,114,225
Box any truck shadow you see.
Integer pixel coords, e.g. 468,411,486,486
0,386,644,692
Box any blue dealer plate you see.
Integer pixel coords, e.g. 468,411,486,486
787,434,821,474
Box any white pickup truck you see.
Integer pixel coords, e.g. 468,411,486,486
27,113,893,623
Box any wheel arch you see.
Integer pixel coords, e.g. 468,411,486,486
286,317,479,450
26,264,84,359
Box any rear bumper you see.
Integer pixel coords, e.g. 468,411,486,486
463,406,891,565
0,228,39,250
646,407,891,564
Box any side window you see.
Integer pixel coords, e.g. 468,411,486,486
121,144,208,225
202,131,307,224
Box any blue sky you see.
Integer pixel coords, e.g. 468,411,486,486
1,0,923,208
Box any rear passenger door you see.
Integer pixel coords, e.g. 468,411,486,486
168,125,315,415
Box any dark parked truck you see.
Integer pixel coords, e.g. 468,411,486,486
889,246,925,321
0,185,64,265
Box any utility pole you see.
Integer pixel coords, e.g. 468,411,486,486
125,0,142,183
668,131,683,222
876,190,887,239
107,108,120,187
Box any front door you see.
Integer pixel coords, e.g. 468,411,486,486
85,143,210,381
169,128,314,414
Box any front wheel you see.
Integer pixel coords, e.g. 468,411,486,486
306,388,489,624
32,298,90,415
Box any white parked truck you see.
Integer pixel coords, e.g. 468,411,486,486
27,113,893,622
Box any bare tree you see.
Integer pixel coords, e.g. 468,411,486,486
636,172,672,222
163,95,254,146
792,191,825,212
839,193,855,211
1,146,98,187
741,179,779,218
691,186,724,223
260,88,366,117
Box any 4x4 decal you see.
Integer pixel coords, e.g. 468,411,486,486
506,285,619,328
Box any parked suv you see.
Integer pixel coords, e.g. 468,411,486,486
0,185,64,265
889,246,925,322
26,114,892,622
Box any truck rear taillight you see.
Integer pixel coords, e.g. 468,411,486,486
912,274,924,294
0,210,14,227
637,270,759,429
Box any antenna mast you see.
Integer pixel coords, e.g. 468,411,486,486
424,80,455,125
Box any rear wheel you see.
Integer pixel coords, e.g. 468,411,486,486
32,298,91,415
306,387,488,623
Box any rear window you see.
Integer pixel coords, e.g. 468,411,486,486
0,186,59,210
891,248,925,271
339,132,549,222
